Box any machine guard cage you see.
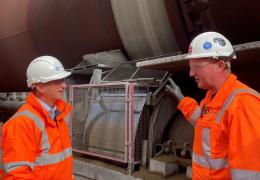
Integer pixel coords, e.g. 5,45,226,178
69,82,148,166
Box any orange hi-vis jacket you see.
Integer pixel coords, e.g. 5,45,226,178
1,92,73,179
178,74,260,179
0,122,3,177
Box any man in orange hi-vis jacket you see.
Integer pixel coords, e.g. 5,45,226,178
166,32,260,179
1,56,74,179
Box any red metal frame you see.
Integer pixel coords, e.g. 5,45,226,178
128,83,135,165
125,82,129,162
69,82,136,164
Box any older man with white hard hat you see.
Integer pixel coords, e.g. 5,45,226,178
1,56,74,179
166,32,260,179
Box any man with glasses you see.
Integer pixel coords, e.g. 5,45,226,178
1,56,74,179
166,32,260,179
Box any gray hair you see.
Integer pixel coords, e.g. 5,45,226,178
225,61,231,69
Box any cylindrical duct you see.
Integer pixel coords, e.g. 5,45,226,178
0,101,24,123
111,0,180,60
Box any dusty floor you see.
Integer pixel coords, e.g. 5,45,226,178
74,153,190,180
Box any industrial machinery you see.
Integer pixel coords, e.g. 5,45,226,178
0,0,260,179
69,60,170,174
68,40,260,178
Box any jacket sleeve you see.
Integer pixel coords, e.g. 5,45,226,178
1,116,39,179
228,94,260,178
177,97,201,125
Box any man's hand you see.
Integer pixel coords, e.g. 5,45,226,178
165,78,184,101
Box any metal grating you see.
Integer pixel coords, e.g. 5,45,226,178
134,105,149,161
131,86,149,162
102,60,167,82
70,83,149,164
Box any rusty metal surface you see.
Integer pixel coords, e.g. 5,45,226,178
164,0,190,53
0,0,124,92
0,31,37,91
28,0,124,68
0,0,37,91
0,0,29,39
1,0,260,92
165,0,260,49
209,0,260,45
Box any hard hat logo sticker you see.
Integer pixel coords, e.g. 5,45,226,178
213,38,226,46
55,67,61,71
203,42,212,50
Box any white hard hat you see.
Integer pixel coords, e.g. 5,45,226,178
26,56,71,88
186,32,236,60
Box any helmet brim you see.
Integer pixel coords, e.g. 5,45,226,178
41,71,72,83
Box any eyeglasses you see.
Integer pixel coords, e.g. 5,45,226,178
47,79,66,85
189,61,213,70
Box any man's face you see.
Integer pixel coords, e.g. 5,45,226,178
37,79,67,103
189,58,219,90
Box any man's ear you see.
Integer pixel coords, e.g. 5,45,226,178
35,83,45,94
217,60,226,72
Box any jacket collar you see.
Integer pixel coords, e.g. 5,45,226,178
204,74,237,108
26,92,72,126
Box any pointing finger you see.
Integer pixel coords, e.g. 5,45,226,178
168,78,177,87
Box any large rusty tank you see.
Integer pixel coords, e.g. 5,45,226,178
1,0,260,92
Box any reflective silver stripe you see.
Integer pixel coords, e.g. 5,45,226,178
0,162,3,170
190,106,201,126
202,128,211,157
4,161,34,173
0,149,3,170
231,169,260,180
4,110,72,171
11,110,45,131
197,89,259,172
12,110,50,154
192,152,228,170
216,89,260,123
36,147,72,166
